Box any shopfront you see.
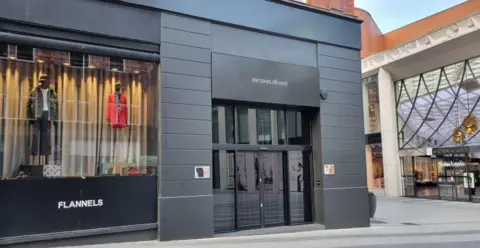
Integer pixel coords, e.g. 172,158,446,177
396,55,480,203
211,51,318,232
0,0,367,246
0,39,159,245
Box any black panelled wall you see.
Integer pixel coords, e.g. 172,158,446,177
313,44,369,228
159,13,213,241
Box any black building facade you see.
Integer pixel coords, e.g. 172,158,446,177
0,0,368,246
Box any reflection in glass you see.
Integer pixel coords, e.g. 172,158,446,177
257,109,272,145
287,111,310,145
288,151,304,223
213,150,236,232
236,151,261,228
364,75,381,133
212,105,235,144
366,144,384,189
277,110,286,145
262,152,285,226
236,107,250,144
0,44,158,179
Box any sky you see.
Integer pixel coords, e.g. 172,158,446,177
355,0,467,33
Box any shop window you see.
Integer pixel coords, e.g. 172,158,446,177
236,107,250,144
277,110,286,145
212,105,235,144
366,144,384,189
16,45,34,61
0,43,7,58
364,75,381,134
257,109,272,145
0,45,158,179
286,111,310,145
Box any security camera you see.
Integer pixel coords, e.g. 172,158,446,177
320,90,328,100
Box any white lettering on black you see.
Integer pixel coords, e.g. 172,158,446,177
252,78,288,87
57,199,104,209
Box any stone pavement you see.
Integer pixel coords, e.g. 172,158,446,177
60,197,480,248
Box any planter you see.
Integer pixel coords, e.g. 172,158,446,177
368,192,377,218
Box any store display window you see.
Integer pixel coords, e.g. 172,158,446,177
366,143,384,189
0,44,158,180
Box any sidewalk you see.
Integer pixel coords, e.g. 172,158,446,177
60,197,480,248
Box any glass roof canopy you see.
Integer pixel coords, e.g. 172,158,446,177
396,56,480,149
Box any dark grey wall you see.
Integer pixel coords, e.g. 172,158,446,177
211,24,317,67
1,0,161,43
313,43,369,229
118,0,362,49
159,12,213,241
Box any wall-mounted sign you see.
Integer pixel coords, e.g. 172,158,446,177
195,166,211,179
212,53,320,107
324,164,335,175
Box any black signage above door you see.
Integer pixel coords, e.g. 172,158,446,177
432,146,470,155
0,176,157,239
212,53,320,107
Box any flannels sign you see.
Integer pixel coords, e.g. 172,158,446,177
58,199,103,209
252,78,288,87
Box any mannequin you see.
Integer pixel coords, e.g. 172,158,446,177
106,82,128,128
26,74,58,157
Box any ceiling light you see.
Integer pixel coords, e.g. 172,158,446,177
9,56,15,60
63,62,70,66
88,65,95,69
36,59,45,63
133,70,140,74
112,68,119,71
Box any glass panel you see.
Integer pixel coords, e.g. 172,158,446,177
236,151,261,228
366,144,384,189
286,111,310,145
288,151,305,223
414,157,439,199
395,58,480,149
0,45,158,179
236,107,250,144
257,109,272,145
401,157,415,197
212,105,235,144
277,110,286,145
213,150,236,232
262,152,285,225
365,77,381,133
212,106,219,144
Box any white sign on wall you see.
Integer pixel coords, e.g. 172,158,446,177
324,164,335,175
194,166,210,179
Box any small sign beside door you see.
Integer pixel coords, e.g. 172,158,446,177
194,166,211,179
324,164,335,175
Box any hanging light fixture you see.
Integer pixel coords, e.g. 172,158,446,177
462,115,478,135
453,127,466,144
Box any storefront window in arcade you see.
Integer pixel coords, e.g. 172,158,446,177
396,56,480,149
364,75,381,134
366,144,384,189
0,44,158,179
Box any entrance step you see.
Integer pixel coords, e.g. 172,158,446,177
215,224,325,238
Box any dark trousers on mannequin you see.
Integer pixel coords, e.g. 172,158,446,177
31,111,51,158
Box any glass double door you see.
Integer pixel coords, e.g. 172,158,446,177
236,151,286,229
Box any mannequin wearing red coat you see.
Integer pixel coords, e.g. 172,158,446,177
106,83,128,128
